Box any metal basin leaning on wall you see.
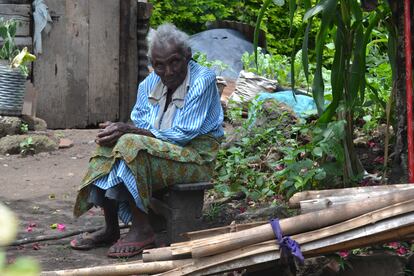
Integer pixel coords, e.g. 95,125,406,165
0,60,26,116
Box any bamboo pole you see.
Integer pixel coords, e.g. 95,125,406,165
145,197,414,262
191,190,414,258
160,212,414,276
41,260,192,276
306,224,414,256
289,183,414,208
298,190,414,213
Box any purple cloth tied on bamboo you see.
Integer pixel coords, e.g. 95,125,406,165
270,218,304,263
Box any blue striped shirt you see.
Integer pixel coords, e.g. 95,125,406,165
93,61,223,223
131,60,224,145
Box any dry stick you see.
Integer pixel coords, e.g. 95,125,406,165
190,189,414,258
159,212,414,276
288,183,414,208
40,259,192,276
11,224,129,246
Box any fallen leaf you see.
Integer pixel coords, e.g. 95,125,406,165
50,223,57,229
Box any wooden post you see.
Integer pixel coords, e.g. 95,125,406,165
137,1,152,84
119,0,138,122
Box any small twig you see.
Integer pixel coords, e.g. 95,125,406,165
10,224,129,246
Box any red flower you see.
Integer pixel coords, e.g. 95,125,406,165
275,164,284,171
396,246,408,255
368,141,376,148
374,156,384,164
338,250,349,259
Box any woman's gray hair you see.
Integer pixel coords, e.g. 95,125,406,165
147,23,190,59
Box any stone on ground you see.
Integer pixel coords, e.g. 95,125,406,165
0,116,22,138
0,134,58,155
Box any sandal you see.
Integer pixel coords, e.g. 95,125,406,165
107,235,155,258
70,232,118,250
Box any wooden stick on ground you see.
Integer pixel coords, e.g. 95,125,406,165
11,224,129,246
41,259,192,276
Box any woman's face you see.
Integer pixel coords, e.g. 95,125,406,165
151,42,190,91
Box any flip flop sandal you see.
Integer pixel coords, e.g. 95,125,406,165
107,236,156,258
70,232,118,250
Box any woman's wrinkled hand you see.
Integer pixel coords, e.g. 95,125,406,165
95,122,130,147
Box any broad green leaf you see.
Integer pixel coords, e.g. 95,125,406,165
311,0,337,115
302,20,312,85
312,147,323,157
303,0,336,21
314,169,327,180
254,0,273,70
288,0,297,35
320,14,346,123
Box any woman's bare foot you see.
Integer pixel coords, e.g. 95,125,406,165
70,226,120,250
107,222,154,256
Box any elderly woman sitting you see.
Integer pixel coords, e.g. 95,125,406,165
70,23,224,258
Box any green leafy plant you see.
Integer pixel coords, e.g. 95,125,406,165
20,123,28,134
242,47,288,81
215,98,345,200
193,51,229,75
203,203,222,221
20,137,35,156
0,18,36,76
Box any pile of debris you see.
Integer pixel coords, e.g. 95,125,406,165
42,184,414,276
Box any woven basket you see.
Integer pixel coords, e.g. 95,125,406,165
0,60,26,116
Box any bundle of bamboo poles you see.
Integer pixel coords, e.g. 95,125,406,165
42,184,414,276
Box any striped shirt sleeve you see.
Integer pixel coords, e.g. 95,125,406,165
130,77,154,129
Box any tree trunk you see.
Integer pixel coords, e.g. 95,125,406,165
390,0,411,183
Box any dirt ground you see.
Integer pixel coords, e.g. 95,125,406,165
2,129,135,272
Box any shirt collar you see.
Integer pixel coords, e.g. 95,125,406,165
148,66,191,108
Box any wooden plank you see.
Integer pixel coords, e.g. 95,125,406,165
0,36,32,48
33,0,67,128
64,0,88,128
0,4,31,37
88,0,120,125
119,0,138,122
0,0,30,4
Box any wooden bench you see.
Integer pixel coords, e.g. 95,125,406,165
149,182,213,244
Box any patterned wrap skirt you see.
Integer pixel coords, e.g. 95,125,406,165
73,133,220,222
